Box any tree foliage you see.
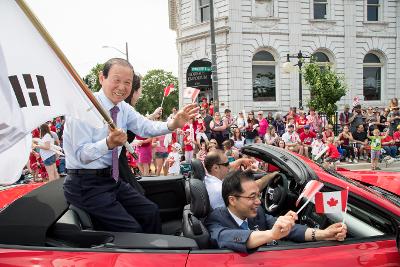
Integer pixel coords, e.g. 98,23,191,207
303,62,347,123
83,63,104,92
136,69,179,119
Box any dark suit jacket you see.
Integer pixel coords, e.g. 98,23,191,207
205,207,308,253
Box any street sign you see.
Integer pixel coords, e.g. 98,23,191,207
191,67,212,72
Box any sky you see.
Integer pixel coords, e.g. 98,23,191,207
25,0,179,77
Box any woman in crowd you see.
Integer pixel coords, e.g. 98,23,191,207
196,142,208,164
153,134,169,176
210,112,228,147
257,111,268,138
296,110,308,135
231,127,245,149
264,125,279,146
306,107,321,133
266,111,275,125
338,125,356,163
245,111,259,144
35,123,58,181
322,124,335,143
135,135,153,176
235,111,247,134
378,108,390,132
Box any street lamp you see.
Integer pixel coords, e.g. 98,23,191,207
283,50,310,110
102,42,129,62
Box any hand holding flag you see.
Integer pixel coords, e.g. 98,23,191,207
296,180,324,214
161,84,175,108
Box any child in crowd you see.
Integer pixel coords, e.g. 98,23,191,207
323,137,341,168
208,139,218,151
222,139,238,162
196,142,208,164
195,116,209,147
368,128,389,170
254,136,263,144
311,134,326,162
278,139,286,149
183,129,195,163
166,143,182,175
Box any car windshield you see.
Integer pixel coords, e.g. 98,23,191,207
318,162,400,207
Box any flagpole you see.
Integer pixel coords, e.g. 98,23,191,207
296,197,313,215
160,95,165,108
16,0,137,158
342,187,350,226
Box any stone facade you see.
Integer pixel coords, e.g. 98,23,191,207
168,0,400,113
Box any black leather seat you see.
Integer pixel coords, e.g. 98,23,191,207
182,178,211,249
191,159,206,181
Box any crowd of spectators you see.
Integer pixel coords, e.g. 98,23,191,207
24,97,400,181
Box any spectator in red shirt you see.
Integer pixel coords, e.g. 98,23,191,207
183,129,195,162
300,125,316,158
201,98,209,110
296,110,308,134
393,125,400,147
382,133,398,158
324,137,340,167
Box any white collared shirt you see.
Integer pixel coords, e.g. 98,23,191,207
228,208,248,229
204,174,225,209
63,89,171,169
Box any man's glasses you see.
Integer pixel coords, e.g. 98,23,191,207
233,193,262,201
217,161,230,167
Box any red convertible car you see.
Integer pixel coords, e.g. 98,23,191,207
0,144,399,266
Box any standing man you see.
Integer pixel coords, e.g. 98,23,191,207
63,58,198,233
204,150,279,209
339,104,352,131
205,170,347,253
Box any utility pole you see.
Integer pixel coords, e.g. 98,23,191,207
125,42,129,62
209,0,219,112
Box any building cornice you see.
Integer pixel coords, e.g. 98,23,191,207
177,26,230,43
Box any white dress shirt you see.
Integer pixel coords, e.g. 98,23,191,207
204,174,225,209
228,207,248,229
63,89,171,169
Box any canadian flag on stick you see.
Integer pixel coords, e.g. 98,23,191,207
183,87,200,103
315,190,348,214
164,84,175,97
296,180,324,207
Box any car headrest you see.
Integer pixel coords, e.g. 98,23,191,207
189,178,210,218
191,159,206,181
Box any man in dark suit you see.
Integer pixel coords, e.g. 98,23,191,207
205,170,347,253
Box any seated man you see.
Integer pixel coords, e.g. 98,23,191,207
204,150,279,209
282,124,303,155
205,170,347,253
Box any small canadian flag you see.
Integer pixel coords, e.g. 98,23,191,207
295,180,324,207
183,87,200,102
315,190,348,214
164,84,175,97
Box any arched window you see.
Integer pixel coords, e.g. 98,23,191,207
312,51,331,69
252,51,276,102
363,53,382,101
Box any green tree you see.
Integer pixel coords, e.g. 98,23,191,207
303,62,347,124
136,69,179,119
83,63,104,92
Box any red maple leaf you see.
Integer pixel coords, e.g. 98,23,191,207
327,197,338,207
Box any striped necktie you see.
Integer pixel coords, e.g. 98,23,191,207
110,106,120,181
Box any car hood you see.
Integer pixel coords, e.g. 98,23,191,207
337,170,400,196
241,144,318,185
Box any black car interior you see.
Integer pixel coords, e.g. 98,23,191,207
0,144,398,252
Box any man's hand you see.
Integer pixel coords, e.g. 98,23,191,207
167,104,199,130
317,223,347,241
269,211,297,240
106,128,127,149
230,158,254,170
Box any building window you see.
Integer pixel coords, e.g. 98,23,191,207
363,53,382,101
254,0,273,17
199,0,210,22
312,51,331,69
314,0,328,19
252,51,276,102
366,0,380,21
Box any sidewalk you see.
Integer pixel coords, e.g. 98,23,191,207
338,159,400,171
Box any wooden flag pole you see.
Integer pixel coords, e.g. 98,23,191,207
16,0,137,157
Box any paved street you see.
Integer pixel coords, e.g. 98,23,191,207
339,159,400,172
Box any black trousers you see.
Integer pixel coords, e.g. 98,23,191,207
63,173,161,234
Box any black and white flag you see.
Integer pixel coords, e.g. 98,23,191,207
0,0,103,184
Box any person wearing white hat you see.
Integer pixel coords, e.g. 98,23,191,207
166,143,182,175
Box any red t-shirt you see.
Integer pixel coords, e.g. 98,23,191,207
209,105,214,116
393,131,400,142
382,135,394,146
326,144,340,159
300,131,316,145
201,102,208,109
296,117,308,134
184,135,193,151
32,128,40,138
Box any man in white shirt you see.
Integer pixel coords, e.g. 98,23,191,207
63,58,198,234
281,124,303,155
204,150,279,209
